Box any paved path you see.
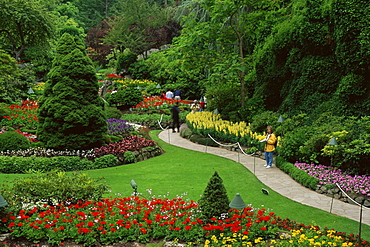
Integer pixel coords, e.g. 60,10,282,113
158,129,370,226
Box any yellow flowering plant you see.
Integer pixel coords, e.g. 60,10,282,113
186,112,266,151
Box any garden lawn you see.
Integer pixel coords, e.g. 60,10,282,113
0,130,368,241
84,130,370,241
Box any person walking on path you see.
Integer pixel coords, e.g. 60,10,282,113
260,125,277,168
171,102,180,133
166,89,174,99
174,89,181,101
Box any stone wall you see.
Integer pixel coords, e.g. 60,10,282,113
315,184,370,207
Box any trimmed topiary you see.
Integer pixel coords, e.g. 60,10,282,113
0,131,31,152
198,171,230,222
37,33,106,150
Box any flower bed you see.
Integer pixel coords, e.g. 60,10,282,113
132,96,190,111
0,100,38,130
3,197,367,246
295,162,370,206
186,112,267,149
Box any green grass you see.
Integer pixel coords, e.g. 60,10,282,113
0,130,369,241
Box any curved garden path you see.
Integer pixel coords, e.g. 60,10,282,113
158,130,370,226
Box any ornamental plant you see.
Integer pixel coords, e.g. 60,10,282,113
186,111,266,149
132,96,189,111
0,100,38,130
94,135,156,158
106,118,133,136
0,131,31,152
294,162,370,196
37,33,107,150
1,170,108,208
113,78,156,88
3,197,366,246
105,87,143,107
198,172,230,222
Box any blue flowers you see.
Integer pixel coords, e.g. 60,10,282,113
106,118,134,136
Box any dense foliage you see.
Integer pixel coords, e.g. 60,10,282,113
37,33,107,150
198,172,230,222
161,0,370,122
187,111,370,175
0,155,119,174
0,131,31,152
1,170,108,208
105,87,143,108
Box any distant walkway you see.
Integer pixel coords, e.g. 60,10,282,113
158,129,370,226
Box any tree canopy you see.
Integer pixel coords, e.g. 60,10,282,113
0,0,55,61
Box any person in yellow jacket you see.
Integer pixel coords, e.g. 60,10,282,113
259,126,277,169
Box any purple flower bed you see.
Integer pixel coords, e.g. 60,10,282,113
294,162,370,196
107,118,134,135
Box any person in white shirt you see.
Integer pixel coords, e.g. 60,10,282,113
166,89,174,99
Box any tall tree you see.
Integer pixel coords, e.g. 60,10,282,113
174,0,279,115
71,0,120,31
104,0,171,54
0,0,55,61
37,33,107,150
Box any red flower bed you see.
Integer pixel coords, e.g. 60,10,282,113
133,96,189,110
3,197,367,246
1,100,38,130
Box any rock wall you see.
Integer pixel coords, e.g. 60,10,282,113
315,184,370,207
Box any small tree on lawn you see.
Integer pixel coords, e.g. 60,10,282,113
37,33,106,150
198,171,230,221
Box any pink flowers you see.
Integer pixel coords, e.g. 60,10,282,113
294,162,370,196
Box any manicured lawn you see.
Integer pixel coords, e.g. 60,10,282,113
84,130,370,241
0,130,368,241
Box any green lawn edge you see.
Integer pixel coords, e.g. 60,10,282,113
0,130,368,241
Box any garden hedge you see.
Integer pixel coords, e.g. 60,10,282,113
275,156,319,190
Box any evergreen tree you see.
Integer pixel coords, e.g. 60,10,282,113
37,33,106,150
198,171,230,221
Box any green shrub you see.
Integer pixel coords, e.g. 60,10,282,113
180,126,193,138
0,131,31,151
0,103,11,119
51,156,82,171
0,156,15,173
105,87,143,107
105,106,122,119
37,33,107,150
198,171,230,222
116,50,138,74
91,154,118,169
124,151,136,163
189,134,219,147
0,155,94,174
276,156,319,190
104,134,122,143
0,170,109,208
250,111,280,133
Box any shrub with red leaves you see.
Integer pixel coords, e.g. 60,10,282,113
94,135,156,158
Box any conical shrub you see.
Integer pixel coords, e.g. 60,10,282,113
198,171,230,221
